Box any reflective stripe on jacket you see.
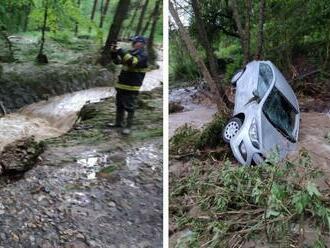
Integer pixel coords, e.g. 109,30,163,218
111,48,148,92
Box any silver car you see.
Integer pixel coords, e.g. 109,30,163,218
223,60,300,165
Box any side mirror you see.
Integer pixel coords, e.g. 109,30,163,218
252,90,261,103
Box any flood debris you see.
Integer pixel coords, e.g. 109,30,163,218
0,136,44,174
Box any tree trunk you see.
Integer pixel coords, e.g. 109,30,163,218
100,0,131,65
23,4,31,32
124,3,139,38
99,0,110,28
191,0,219,77
89,0,98,33
256,0,266,59
191,0,233,110
244,0,252,63
230,0,250,65
169,1,229,116
37,0,49,64
147,0,161,64
141,18,151,35
0,31,14,61
135,0,149,35
75,0,81,36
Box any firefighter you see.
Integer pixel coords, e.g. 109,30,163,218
108,36,148,135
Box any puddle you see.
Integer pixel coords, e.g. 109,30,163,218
76,152,110,180
66,192,91,207
126,144,161,174
122,178,139,189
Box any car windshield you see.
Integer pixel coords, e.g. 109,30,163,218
262,87,297,142
257,63,273,98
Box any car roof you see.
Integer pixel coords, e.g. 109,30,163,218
234,60,299,113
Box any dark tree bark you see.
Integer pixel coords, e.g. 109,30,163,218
141,12,153,35
191,0,233,109
99,0,131,65
244,0,252,62
191,0,219,77
123,3,139,38
230,0,251,65
37,0,49,64
99,0,104,21
89,0,98,33
74,0,81,36
170,1,229,116
256,0,266,59
135,0,149,35
23,3,31,32
0,31,14,61
147,0,161,64
99,0,111,28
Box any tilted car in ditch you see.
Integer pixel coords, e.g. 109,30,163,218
222,60,300,165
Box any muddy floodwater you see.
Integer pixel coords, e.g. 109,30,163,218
0,61,162,152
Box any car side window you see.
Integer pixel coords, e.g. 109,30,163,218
257,63,273,98
262,87,297,142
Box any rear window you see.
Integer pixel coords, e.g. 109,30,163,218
262,87,297,142
257,63,273,98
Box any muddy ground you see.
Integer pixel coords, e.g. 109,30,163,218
0,89,163,248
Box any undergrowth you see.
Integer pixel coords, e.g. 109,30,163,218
170,115,227,156
170,150,330,247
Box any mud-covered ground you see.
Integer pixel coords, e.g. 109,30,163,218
0,89,163,248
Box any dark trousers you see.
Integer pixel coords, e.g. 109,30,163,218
115,89,139,128
115,89,139,113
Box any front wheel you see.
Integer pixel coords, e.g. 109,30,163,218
222,117,242,143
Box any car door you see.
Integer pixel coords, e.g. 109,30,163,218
260,87,298,159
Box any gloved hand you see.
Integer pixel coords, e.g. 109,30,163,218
116,48,125,56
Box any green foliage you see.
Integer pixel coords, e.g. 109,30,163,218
170,124,200,155
170,151,330,246
29,0,85,32
195,114,226,149
170,115,227,155
169,32,200,83
0,0,34,32
170,0,330,88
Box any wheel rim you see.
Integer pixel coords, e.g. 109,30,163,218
224,121,240,140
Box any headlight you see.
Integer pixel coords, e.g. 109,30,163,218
249,118,260,149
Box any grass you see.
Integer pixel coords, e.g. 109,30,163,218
170,149,330,247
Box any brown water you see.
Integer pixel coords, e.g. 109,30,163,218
0,59,163,152
0,87,115,151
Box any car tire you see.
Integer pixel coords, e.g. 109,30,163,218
222,117,243,143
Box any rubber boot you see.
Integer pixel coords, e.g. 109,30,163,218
122,111,134,135
108,108,124,128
